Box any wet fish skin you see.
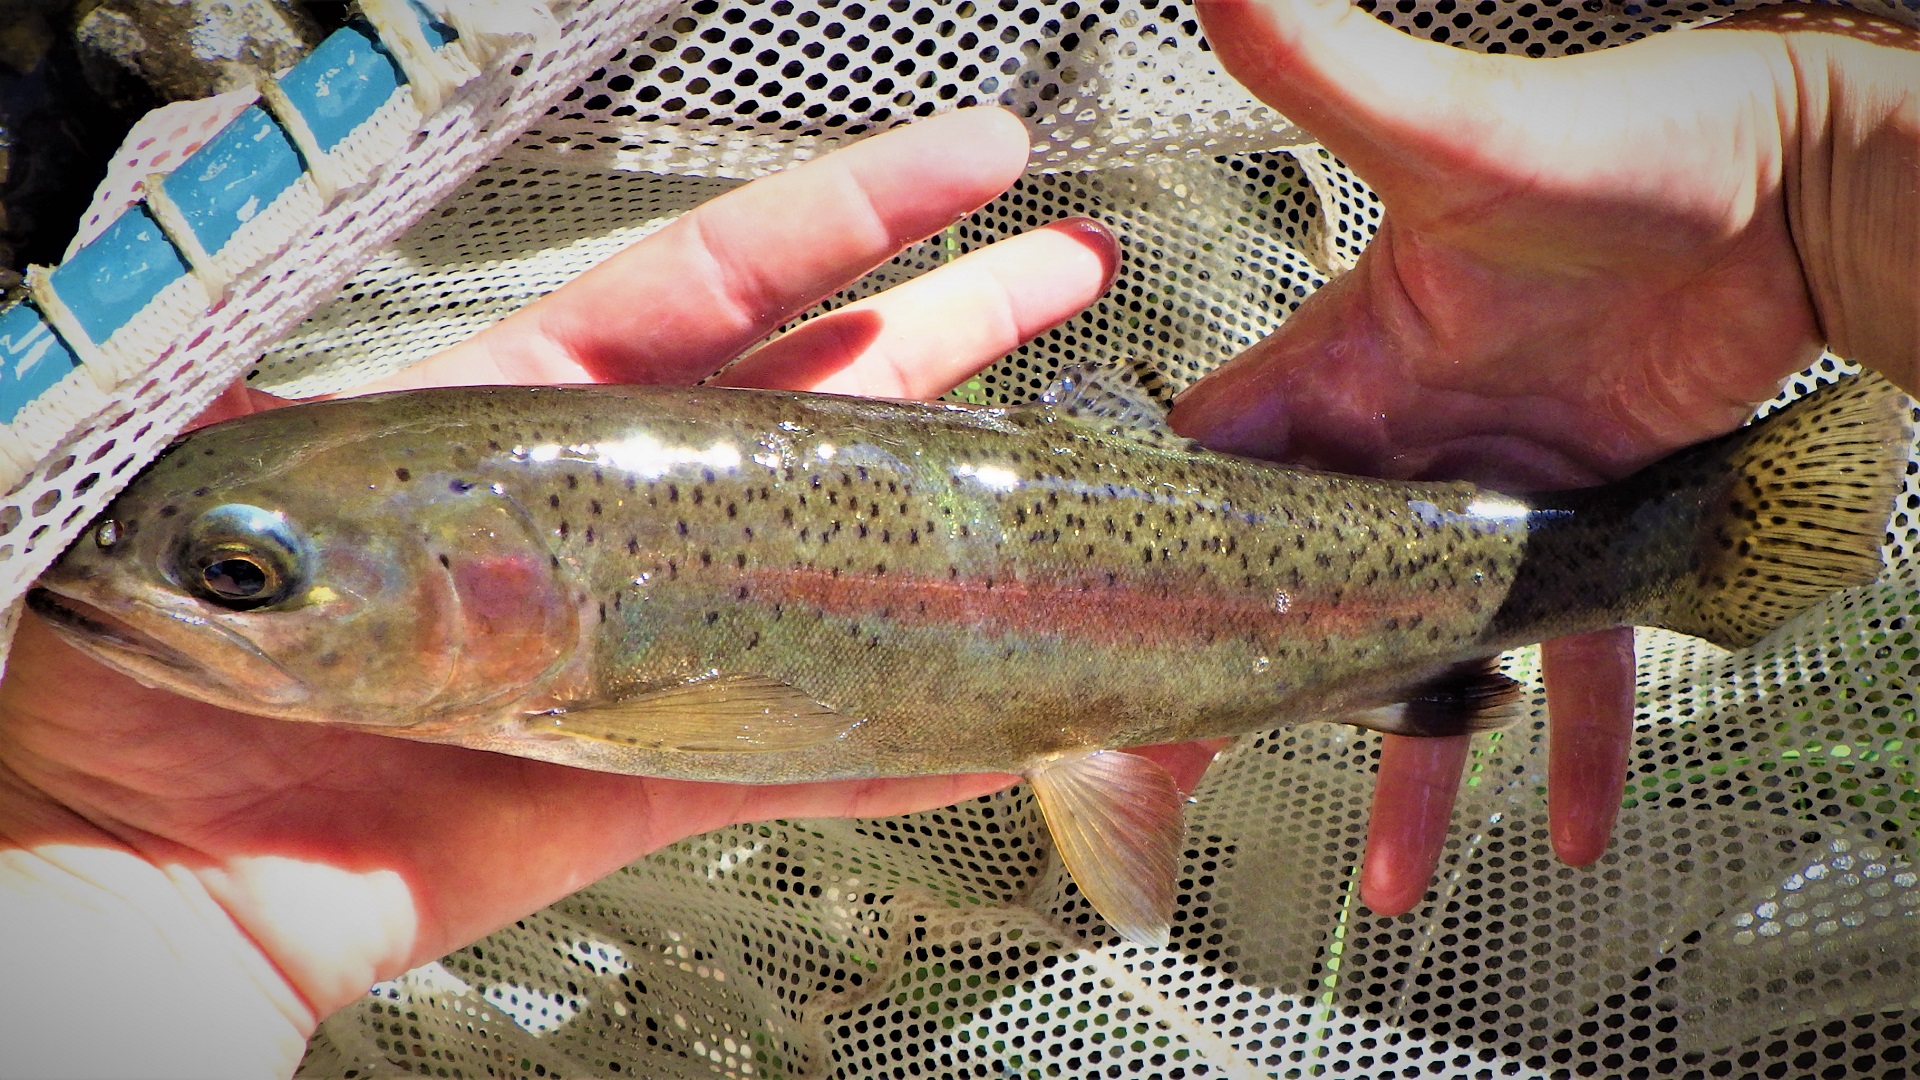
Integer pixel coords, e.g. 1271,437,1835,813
33,377,1535,767
28,367,1911,944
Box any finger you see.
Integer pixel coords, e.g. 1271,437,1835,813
696,772,1023,832
384,106,1034,390
717,218,1121,399
183,382,293,432
1132,738,1231,795
1169,268,1383,465
1543,627,1637,866
1196,0,1514,199
1360,732,1470,915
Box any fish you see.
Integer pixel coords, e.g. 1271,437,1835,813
27,366,1912,945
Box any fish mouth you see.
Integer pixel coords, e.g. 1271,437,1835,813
26,587,205,674
25,584,306,708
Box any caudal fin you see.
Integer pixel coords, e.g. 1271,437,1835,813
1657,373,1912,649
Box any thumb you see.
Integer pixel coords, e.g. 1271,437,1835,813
1199,0,1518,201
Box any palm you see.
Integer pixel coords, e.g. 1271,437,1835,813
1175,2,1820,485
0,613,1007,1017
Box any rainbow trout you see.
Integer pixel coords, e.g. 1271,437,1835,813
29,368,1911,944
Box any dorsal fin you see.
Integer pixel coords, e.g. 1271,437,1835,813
1025,364,1200,453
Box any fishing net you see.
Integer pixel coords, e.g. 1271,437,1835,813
4,0,1919,1076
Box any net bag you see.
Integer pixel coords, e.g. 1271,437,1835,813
2,1,1917,1077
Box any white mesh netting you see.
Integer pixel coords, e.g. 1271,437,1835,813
5,0,1920,1076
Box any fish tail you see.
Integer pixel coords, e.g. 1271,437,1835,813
1651,373,1912,649
1489,374,1912,652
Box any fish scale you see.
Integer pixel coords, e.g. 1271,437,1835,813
29,366,1911,945
472,388,1523,776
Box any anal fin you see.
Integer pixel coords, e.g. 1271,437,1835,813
1025,749,1185,948
1351,659,1524,738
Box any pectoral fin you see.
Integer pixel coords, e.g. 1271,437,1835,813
1025,749,1186,948
1349,659,1524,738
533,674,858,752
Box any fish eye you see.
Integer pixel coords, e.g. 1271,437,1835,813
201,556,278,603
178,504,308,610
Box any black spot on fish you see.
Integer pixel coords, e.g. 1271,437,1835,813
450,479,474,494
559,521,570,539
627,537,640,555
668,484,680,502
566,474,578,490
590,500,602,516
158,505,178,518
395,468,412,482
549,494,561,510
438,553,451,569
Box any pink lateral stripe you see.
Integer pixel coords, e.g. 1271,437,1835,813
735,566,1470,647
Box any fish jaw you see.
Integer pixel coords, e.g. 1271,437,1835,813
26,578,312,710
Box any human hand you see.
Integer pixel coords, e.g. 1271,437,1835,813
0,107,1228,1078
1173,0,1919,913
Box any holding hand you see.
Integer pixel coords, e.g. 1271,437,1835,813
1,108,1220,1079
1174,0,1919,913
